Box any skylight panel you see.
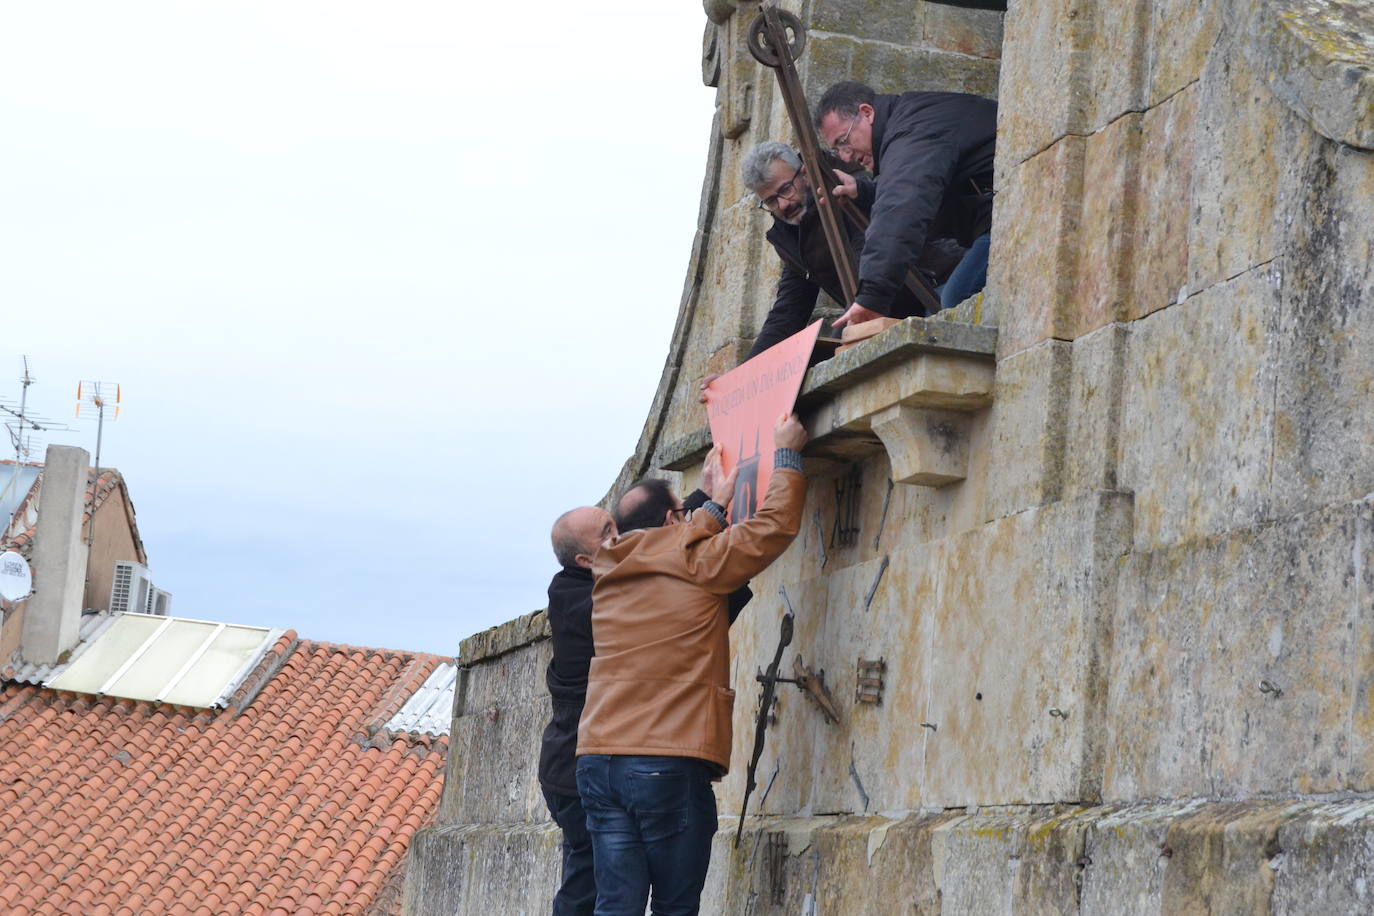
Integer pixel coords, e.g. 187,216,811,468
45,613,277,708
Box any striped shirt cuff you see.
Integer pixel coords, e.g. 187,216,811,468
774,448,803,472
700,500,728,527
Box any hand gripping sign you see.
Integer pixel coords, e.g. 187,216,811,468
703,320,821,523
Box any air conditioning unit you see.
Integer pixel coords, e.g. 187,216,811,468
148,587,173,616
110,561,154,615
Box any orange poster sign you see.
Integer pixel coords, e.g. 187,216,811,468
704,320,821,522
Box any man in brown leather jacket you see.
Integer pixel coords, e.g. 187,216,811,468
575,412,809,915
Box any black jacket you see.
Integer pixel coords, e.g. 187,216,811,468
857,91,997,313
536,490,753,796
749,174,964,359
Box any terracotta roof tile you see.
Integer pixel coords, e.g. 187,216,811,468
0,641,450,915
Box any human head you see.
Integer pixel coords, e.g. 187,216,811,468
741,141,811,225
613,478,684,532
815,81,878,170
550,506,616,569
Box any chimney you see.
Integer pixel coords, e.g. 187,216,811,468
21,444,91,664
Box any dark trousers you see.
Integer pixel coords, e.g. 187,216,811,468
543,788,596,916
575,755,717,916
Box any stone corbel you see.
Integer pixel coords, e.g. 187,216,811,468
870,405,971,487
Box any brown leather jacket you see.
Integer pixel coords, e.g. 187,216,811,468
577,467,806,773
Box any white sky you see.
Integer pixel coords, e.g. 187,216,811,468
1,2,717,652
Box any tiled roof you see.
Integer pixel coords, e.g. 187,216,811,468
0,633,452,916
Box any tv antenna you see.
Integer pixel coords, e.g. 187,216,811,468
0,357,73,464
1,358,74,513
76,380,121,558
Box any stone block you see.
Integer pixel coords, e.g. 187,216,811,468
1117,266,1280,551
996,0,1089,172
1159,802,1289,913
983,340,1070,522
1148,0,1224,106
923,492,1132,807
922,3,1004,60
989,137,1084,358
810,812,955,913
1103,498,1374,801
820,545,939,813
1078,0,1150,131
457,632,549,711
1186,38,1301,295
809,0,923,47
1244,0,1374,149
1068,111,1143,339
1063,323,1127,498
1079,801,1206,913
1272,799,1374,913
1268,145,1374,519
935,807,1093,914
401,822,561,916
802,33,1000,105
1128,82,1197,319
438,639,553,825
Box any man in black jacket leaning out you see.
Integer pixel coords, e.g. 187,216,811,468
739,140,964,359
815,81,997,328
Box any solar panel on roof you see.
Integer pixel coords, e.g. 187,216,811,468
45,613,278,708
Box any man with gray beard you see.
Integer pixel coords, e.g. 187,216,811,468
738,141,963,358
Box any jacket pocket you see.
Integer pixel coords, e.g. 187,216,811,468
708,686,736,763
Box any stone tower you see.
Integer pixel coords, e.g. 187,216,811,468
404,0,1374,911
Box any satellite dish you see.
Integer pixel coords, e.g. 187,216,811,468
0,551,33,602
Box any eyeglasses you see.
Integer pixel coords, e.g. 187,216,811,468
668,506,693,521
828,115,860,156
756,165,804,211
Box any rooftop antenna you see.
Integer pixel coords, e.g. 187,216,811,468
0,357,72,463
0,357,73,511
76,380,121,571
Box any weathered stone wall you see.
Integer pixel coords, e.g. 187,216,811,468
405,0,1374,911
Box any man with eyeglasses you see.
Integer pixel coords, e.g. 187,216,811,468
814,80,998,328
736,140,965,361
575,417,808,915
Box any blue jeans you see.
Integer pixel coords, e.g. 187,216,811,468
543,788,596,916
939,232,991,309
575,755,718,916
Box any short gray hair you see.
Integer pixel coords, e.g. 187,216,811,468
741,142,801,193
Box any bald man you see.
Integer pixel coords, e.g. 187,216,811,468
538,491,752,915
539,505,617,916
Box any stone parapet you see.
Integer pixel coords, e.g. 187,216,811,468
441,618,552,826
404,797,1374,914
457,608,548,667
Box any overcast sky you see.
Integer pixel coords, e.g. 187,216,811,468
1,2,717,652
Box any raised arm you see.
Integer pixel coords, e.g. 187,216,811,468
685,414,809,593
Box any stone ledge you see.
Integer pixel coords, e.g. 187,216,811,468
457,609,549,667
1245,0,1374,149
657,317,998,474
401,796,1374,915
